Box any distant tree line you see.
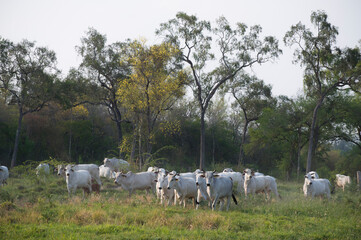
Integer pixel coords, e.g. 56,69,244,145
0,11,360,179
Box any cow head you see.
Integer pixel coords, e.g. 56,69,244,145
167,174,179,189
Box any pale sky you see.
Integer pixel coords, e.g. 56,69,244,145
1,0,360,97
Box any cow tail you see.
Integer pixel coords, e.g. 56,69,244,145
232,193,238,205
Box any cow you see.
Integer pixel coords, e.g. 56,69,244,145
65,166,92,198
223,168,234,173
306,171,319,179
303,171,320,194
303,176,331,199
0,166,9,186
201,171,237,211
56,164,66,178
35,163,50,176
167,174,197,208
244,171,281,200
99,165,116,179
243,168,264,176
219,171,244,194
195,172,211,210
65,164,102,186
155,173,175,206
114,171,157,197
335,174,351,191
104,158,129,172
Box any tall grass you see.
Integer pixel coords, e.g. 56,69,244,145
0,169,360,239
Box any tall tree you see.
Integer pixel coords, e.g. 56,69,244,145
0,37,58,167
117,39,186,169
157,13,281,169
227,74,275,166
77,28,131,154
284,10,361,172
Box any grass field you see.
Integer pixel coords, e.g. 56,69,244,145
0,168,360,239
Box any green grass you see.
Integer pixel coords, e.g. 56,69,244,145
0,170,360,239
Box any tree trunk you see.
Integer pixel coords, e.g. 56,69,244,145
199,111,206,170
11,109,24,168
357,171,361,190
306,100,323,173
238,121,249,166
68,108,73,162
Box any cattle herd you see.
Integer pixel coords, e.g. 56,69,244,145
0,159,356,211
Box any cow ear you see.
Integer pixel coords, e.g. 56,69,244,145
200,175,205,178
154,179,158,182
304,175,308,178
213,170,216,173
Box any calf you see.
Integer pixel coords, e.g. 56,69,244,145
202,171,236,211
303,176,331,199
244,171,281,200
114,171,157,197
66,166,92,198
0,166,9,186
167,174,197,208
335,174,351,191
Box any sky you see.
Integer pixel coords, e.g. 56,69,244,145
0,0,360,98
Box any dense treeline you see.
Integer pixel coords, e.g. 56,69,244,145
0,11,360,179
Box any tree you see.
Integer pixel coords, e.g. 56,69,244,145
0,37,58,167
76,28,131,154
117,39,187,169
284,10,361,172
227,74,275,166
157,12,281,169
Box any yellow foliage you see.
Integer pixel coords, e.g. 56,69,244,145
72,105,88,118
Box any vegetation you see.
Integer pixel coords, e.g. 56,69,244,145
0,11,360,179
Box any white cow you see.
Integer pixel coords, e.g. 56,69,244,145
219,171,245,194
306,171,319,179
202,171,236,211
223,168,234,173
57,164,66,178
303,176,331,199
114,171,157,197
65,166,92,198
243,168,264,176
0,166,9,186
156,174,175,206
336,174,351,191
65,164,102,186
244,171,281,200
195,173,211,210
167,174,197,208
104,158,129,172
36,163,50,176
99,165,116,179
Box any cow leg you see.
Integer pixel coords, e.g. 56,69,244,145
212,195,219,211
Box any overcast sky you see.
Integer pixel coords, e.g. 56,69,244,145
1,0,360,97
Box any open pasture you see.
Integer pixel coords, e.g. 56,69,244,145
0,168,360,239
